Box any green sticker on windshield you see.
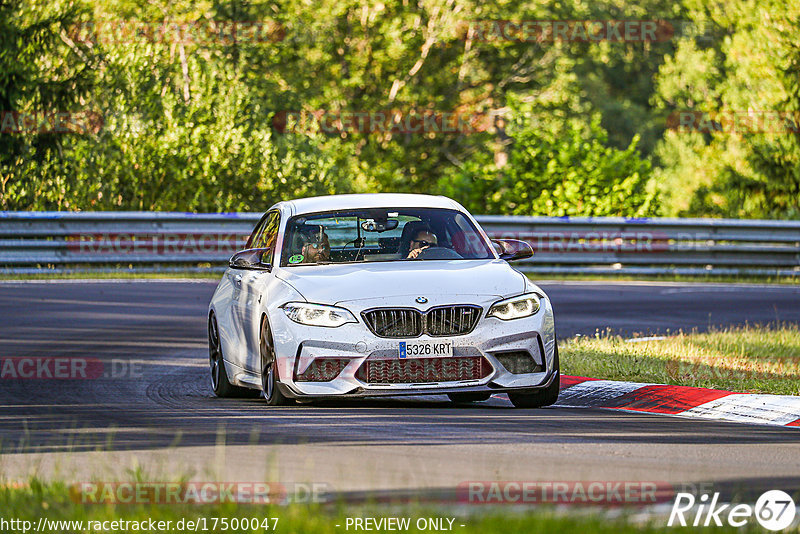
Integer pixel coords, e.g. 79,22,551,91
288,254,304,264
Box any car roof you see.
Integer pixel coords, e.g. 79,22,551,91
273,193,463,216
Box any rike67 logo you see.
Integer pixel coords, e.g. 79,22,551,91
669,490,797,531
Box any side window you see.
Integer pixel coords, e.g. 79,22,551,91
248,211,281,264
450,213,490,257
245,216,268,249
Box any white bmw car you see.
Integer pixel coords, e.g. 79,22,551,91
208,193,559,408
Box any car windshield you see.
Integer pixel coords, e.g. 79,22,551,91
281,208,495,266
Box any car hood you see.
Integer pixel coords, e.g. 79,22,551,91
274,260,527,305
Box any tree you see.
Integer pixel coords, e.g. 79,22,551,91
652,0,800,218
0,0,95,209
439,95,657,216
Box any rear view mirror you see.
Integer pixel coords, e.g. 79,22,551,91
492,239,534,262
361,219,399,233
229,248,272,271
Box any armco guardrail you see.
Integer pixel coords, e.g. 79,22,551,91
1,212,799,276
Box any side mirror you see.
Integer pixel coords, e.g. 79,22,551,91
229,248,272,271
492,239,534,262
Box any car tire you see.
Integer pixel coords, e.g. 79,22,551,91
447,392,492,403
260,316,293,406
507,342,561,409
209,313,252,398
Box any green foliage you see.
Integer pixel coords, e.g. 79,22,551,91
0,0,95,208
563,324,800,395
2,0,361,211
1,0,797,218
653,0,800,218
441,98,656,216
0,480,695,534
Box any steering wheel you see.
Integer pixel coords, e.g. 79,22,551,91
415,246,463,260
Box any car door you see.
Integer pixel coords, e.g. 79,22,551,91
234,210,281,373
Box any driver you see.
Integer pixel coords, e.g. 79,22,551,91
298,225,330,263
407,228,438,259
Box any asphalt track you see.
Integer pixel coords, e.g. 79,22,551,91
1,280,799,499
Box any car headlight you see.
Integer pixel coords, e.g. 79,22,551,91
282,302,357,327
487,293,541,320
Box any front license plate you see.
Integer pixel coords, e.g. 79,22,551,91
399,340,454,359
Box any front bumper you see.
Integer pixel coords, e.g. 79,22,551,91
269,295,556,399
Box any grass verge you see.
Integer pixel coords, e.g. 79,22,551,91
561,324,800,395
0,480,753,534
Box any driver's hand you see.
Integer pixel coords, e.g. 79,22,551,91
407,246,428,259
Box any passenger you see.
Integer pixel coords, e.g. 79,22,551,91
407,228,438,259
298,225,330,263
